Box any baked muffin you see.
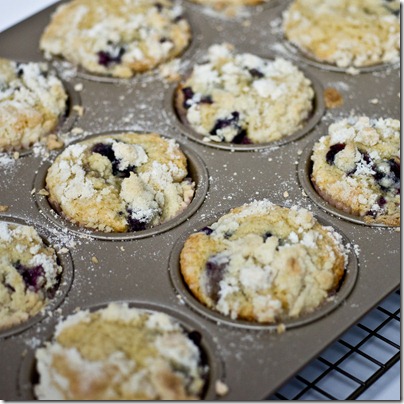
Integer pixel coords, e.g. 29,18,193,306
46,133,195,232
40,0,191,78
311,116,400,226
283,0,400,68
0,222,62,331
175,43,314,144
180,200,347,323
34,303,208,400
0,58,67,151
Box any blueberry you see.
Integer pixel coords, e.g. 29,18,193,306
92,142,115,160
205,255,228,302
373,159,400,192
97,47,125,67
209,111,240,137
249,68,264,78
378,196,387,207
200,95,213,105
263,231,272,241
16,63,24,77
187,330,202,345
232,129,252,144
154,2,163,11
126,210,148,232
181,87,195,109
14,262,45,292
200,226,213,235
326,143,346,165
91,143,135,178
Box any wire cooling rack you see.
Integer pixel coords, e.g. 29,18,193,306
268,289,400,400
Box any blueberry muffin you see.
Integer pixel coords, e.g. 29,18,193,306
40,0,191,78
180,200,347,323
46,133,195,232
0,58,67,151
34,303,208,400
0,222,62,331
311,116,400,226
175,43,314,145
283,0,400,68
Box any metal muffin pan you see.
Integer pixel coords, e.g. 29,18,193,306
0,0,399,400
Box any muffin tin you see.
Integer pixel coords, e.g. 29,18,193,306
0,0,400,400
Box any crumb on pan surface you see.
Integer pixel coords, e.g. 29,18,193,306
46,132,195,233
0,222,62,331
175,43,314,144
34,303,208,400
39,0,192,78
283,0,400,68
180,200,348,323
311,116,400,226
0,58,67,152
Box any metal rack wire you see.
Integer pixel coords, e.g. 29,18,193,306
268,290,400,400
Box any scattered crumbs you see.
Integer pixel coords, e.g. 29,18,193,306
91,256,99,264
31,188,36,195
73,306,81,313
297,149,303,155
353,244,360,256
176,294,185,305
242,19,251,28
283,191,289,198
394,227,400,232
158,58,181,82
46,134,64,150
74,83,83,92
38,188,50,196
0,153,16,168
277,323,286,334
73,105,84,116
71,127,84,135
0,205,9,212
268,158,272,162
369,98,379,104
120,246,125,251
302,189,307,197
324,87,344,109
13,151,20,160
59,247,69,254
346,67,360,76
215,380,229,396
